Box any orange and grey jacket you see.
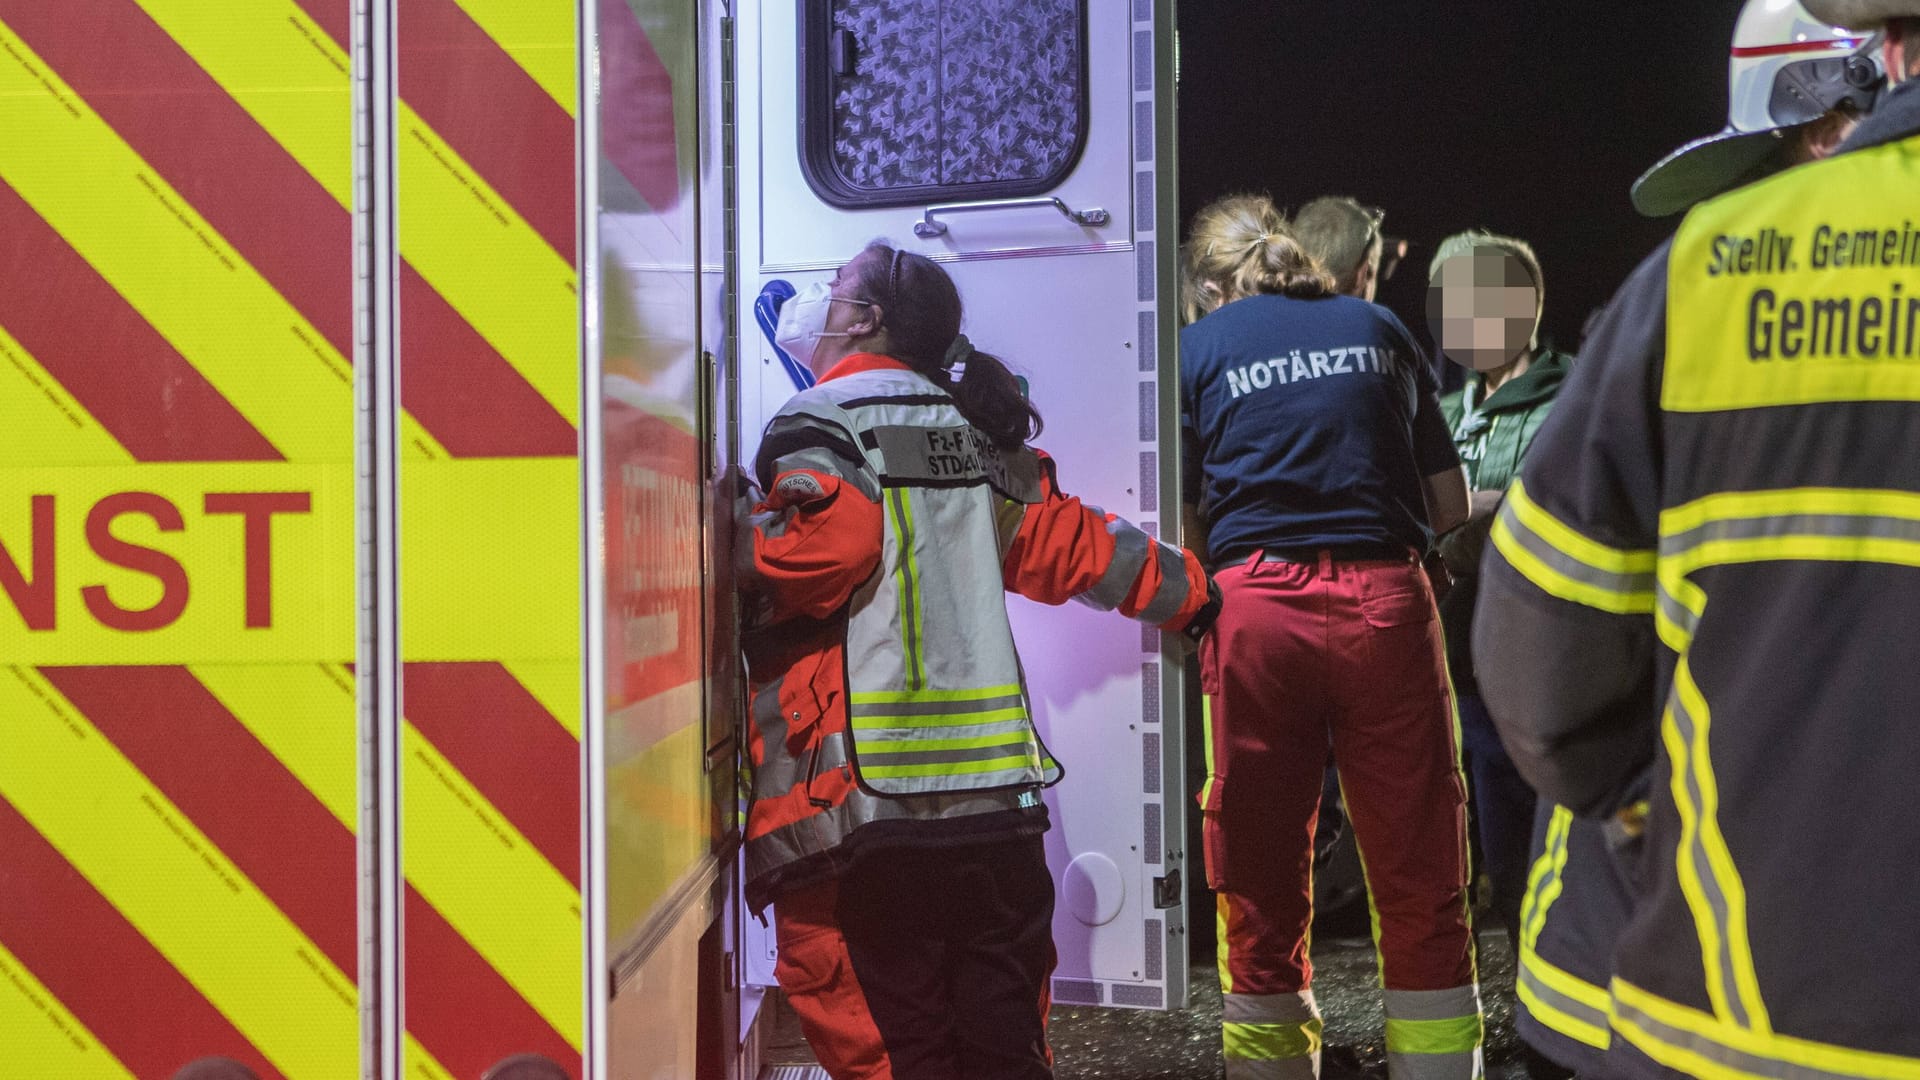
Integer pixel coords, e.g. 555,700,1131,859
740,353,1218,912
1475,83,1920,1079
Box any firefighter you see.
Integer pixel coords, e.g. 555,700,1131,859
1179,194,1482,1080
1504,4,1885,1077
1474,4,1919,1077
740,242,1220,1080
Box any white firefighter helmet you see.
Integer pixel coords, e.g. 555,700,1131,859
1631,0,1884,216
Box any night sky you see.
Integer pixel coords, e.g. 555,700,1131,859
1177,3,1745,353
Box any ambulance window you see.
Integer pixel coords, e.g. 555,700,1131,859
800,0,1089,208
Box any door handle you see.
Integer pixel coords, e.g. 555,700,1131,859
912,197,1110,238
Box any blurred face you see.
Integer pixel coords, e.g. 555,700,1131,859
1427,248,1540,372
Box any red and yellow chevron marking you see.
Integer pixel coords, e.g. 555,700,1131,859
0,0,645,1073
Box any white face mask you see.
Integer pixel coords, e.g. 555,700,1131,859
774,281,870,375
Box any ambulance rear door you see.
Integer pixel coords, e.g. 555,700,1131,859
737,0,1190,1011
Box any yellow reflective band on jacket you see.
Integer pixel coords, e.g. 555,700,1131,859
1490,480,1656,614
1612,978,1920,1080
886,487,930,691
1661,661,1770,1035
1665,136,1920,414
1656,487,1920,650
847,685,1042,786
1516,807,1612,1051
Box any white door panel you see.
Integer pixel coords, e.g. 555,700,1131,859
739,0,1184,1011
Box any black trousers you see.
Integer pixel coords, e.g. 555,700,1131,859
777,833,1057,1079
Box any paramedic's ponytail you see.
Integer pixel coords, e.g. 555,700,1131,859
854,243,1043,450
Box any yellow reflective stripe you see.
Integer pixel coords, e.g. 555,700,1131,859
1517,810,1612,1051
0,666,358,1079
1223,1019,1323,1060
401,722,582,1050
1509,480,1658,575
450,0,576,114
1658,487,1920,648
129,0,352,207
1215,893,1234,995
396,106,579,427
191,664,358,832
1664,664,1770,1034
1385,1014,1484,1055
850,684,1022,704
885,488,928,690
0,941,135,1080
1612,978,1920,1080
851,707,1030,729
855,731,1032,754
0,324,131,466
859,752,1039,780
1492,483,1655,614
1198,693,1219,807
502,660,582,741
1518,973,1610,1051
1521,806,1573,949
0,21,360,464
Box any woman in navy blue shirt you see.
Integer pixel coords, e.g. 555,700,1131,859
1179,194,1482,1080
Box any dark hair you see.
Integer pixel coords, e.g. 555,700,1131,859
849,242,1043,450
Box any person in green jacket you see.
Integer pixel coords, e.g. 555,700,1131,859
1427,230,1572,952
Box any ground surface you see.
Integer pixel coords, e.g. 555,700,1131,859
767,927,1530,1079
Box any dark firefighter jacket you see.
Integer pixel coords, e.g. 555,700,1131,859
739,353,1217,914
1474,79,1920,1078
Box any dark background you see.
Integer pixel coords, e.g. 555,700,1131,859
1176,3,1746,354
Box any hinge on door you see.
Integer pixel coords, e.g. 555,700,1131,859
1152,867,1181,910
723,949,738,993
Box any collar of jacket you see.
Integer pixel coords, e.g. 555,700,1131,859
1474,348,1572,414
1837,77,1920,155
820,352,912,383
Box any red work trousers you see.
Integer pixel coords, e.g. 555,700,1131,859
1200,551,1474,995
771,835,1056,1080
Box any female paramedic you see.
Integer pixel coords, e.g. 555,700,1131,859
1178,195,1482,1080
740,242,1221,1080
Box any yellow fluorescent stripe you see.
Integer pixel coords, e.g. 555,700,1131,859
1199,694,1217,806
1516,979,1610,1051
859,753,1039,779
1215,893,1235,995
450,0,577,114
1508,480,1658,574
0,666,358,1080
191,664,358,832
128,0,352,207
1673,667,1771,1034
0,942,136,1080
0,23,355,463
403,1033,458,1080
1661,487,1920,535
1492,519,1655,615
856,732,1032,754
1613,978,1920,1080
852,706,1030,728
402,722,582,1049
501,660,583,741
849,684,1022,704
398,106,580,427
0,324,132,466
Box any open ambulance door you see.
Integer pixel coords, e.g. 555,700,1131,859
736,0,1191,1013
